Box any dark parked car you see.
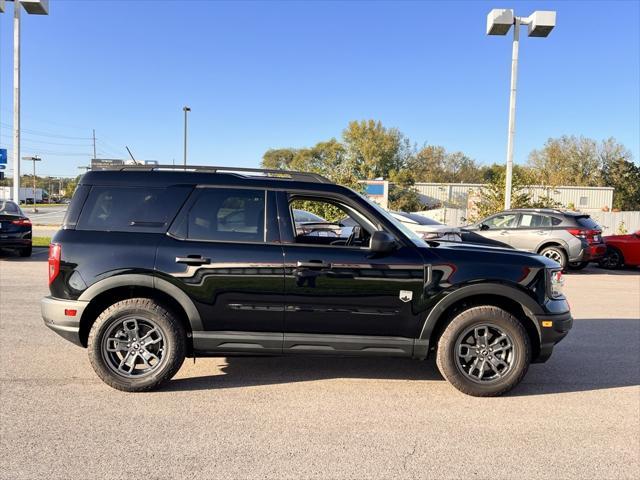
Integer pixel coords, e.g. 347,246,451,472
42,166,572,397
466,209,606,270
0,200,32,257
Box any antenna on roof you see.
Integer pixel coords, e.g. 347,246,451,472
125,146,139,165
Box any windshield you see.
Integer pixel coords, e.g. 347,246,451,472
0,201,21,215
357,193,428,247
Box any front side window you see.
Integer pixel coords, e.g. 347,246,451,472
289,197,372,248
483,213,519,229
186,188,265,242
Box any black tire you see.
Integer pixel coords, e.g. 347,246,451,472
567,261,589,271
87,298,186,392
18,246,32,257
436,306,531,397
599,246,624,270
539,245,568,270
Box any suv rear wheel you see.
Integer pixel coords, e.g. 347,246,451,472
436,306,531,397
87,298,186,392
539,245,567,270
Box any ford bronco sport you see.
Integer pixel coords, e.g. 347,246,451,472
42,166,572,396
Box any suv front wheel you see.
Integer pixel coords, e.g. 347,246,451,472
87,298,186,392
436,306,531,397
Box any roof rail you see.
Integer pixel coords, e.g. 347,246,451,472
106,164,333,184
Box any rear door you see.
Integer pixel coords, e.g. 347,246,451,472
511,213,554,252
155,187,285,353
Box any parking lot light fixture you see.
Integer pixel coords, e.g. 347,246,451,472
487,8,556,210
0,1,49,204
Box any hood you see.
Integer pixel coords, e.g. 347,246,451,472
422,239,559,269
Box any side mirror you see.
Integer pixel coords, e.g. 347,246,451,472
480,223,490,231
370,231,397,253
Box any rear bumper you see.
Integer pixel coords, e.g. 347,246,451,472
0,236,31,249
533,311,573,363
41,296,88,347
581,243,607,262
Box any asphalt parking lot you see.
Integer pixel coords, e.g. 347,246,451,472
0,253,638,479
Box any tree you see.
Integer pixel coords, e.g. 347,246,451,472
409,145,485,183
387,170,425,212
603,157,640,210
474,165,533,220
342,120,410,179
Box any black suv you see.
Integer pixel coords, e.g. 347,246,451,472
42,166,572,396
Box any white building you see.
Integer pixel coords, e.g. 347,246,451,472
362,181,614,213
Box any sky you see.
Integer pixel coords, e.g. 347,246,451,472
0,0,639,177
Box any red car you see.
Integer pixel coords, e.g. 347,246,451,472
599,230,640,269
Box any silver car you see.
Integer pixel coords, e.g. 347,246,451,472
466,209,606,270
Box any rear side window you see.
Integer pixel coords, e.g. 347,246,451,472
184,188,266,242
519,214,552,228
77,186,191,233
576,216,601,230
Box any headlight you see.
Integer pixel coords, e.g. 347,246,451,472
547,269,564,299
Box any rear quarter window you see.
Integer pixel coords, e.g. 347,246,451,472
76,186,191,233
576,216,601,230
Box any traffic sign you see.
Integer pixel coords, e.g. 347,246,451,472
0,148,7,165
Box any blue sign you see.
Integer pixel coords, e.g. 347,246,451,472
0,148,7,165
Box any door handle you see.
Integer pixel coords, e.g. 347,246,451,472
499,230,509,235
175,255,211,265
296,260,331,269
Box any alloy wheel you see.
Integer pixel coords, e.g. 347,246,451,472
454,324,515,383
101,316,166,378
542,249,562,264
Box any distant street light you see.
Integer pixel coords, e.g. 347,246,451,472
22,155,41,212
487,8,556,210
183,106,191,167
0,1,49,204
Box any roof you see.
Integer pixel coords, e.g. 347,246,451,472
79,165,350,194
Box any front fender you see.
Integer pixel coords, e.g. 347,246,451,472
413,282,543,358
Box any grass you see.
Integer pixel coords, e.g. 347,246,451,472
26,203,66,208
32,236,51,247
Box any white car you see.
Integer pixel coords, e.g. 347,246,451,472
389,211,462,241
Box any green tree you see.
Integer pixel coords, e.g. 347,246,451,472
409,145,485,183
603,156,640,210
475,165,532,220
342,120,409,179
387,170,425,212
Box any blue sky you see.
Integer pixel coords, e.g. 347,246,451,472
1,0,638,177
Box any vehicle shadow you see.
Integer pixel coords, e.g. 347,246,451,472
166,318,640,396
0,248,48,262
569,266,639,276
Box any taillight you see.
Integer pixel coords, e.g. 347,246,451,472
48,243,61,285
11,218,31,226
567,228,601,244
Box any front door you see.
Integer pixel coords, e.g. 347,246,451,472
155,187,285,353
277,192,426,355
477,212,520,248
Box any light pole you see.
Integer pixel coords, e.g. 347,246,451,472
183,106,191,167
22,155,41,212
487,9,556,210
0,1,50,204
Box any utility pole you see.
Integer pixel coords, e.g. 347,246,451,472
22,155,41,212
92,129,97,160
